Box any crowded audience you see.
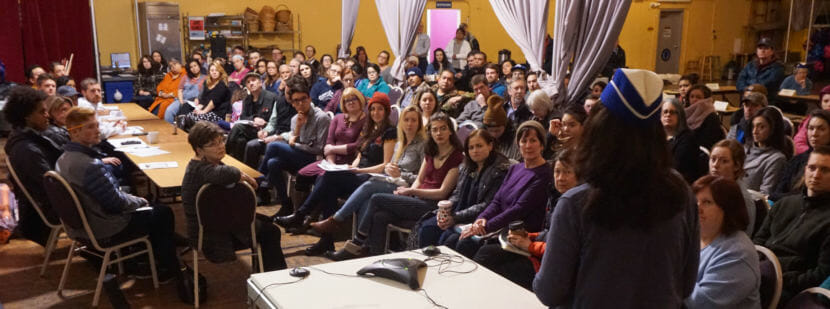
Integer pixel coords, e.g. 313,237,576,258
6,21,830,309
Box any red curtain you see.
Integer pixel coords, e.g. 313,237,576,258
0,0,24,83
1,0,95,84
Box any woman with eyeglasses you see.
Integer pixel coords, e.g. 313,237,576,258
661,98,707,183
357,63,391,99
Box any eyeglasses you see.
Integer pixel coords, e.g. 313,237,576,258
290,96,310,103
344,97,360,104
203,137,227,149
662,110,678,116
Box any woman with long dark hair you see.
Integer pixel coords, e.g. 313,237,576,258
772,109,830,201
427,48,453,75
134,55,163,109
744,107,791,195
533,69,698,307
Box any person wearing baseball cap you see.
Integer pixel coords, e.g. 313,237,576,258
727,91,769,144
534,68,699,308
400,67,429,109
737,37,785,103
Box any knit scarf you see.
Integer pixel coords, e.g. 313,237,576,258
685,97,715,130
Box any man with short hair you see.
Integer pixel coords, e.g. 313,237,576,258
248,51,261,70
526,72,540,92
77,78,102,110
457,74,493,127
485,63,506,96
57,107,182,281
400,67,429,109
272,47,285,66
505,79,531,128
226,73,280,167
37,74,57,96
409,23,430,72
259,76,330,214
737,38,785,102
432,69,470,118
50,62,66,77
455,51,486,92
275,64,293,96
754,145,830,303
289,59,301,75
727,92,768,144
26,65,45,89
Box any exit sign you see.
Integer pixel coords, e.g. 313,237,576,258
436,1,452,8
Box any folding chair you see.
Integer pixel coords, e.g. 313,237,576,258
385,222,414,253
784,287,830,309
43,171,158,307
193,182,263,308
6,157,63,276
756,245,783,309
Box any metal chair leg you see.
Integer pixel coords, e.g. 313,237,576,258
92,251,112,307
40,227,61,277
57,241,77,296
145,240,159,289
193,249,200,308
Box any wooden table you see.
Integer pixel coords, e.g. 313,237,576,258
107,102,160,121
113,103,261,190
247,247,546,309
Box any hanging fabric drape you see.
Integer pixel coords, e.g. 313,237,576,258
488,0,549,72
543,0,631,105
339,0,361,58
375,0,426,83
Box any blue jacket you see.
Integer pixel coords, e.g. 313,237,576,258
489,81,506,97
310,77,341,109
737,60,785,99
779,75,813,96
685,232,761,309
356,78,391,99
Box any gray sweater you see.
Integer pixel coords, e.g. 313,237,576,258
743,144,787,195
278,106,331,156
393,135,426,185
533,182,699,308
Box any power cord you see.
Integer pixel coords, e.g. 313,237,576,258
251,276,306,305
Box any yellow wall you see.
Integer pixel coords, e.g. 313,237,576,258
618,0,754,73
94,0,801,75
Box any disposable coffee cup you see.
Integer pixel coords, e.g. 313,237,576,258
437,200,452,221
147,131,159,144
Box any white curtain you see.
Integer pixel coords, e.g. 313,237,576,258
375,0,426,82
543,0,631,105
339,0,361,58
488,0,549,72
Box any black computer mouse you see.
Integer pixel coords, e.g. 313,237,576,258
423,246,441,256
289,267,310,278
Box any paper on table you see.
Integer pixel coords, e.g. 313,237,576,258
779,89,797,97
318,160,352,171
128,147,170,157
705,83,720,91
714,101,729,112
100,105,120,111
122,126,144,135
138,161,178,170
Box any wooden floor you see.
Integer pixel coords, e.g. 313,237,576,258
0,137,346,308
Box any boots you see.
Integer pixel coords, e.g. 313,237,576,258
310,216,342,234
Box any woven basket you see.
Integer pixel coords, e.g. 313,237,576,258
248,20,260,32
276,4,291,24
261,21,276,32
276,22,291,32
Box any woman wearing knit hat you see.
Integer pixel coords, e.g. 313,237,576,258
483,95,521,161
533,69,698,308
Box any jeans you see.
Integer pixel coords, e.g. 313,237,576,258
359,193,437,255
473,243,536,290
243,139,266,168
259,142,316,206
417,215,457,248
332,179,398,222
164,100,181,123
296,171,369,218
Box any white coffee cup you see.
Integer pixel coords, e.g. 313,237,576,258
147,131,159,144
